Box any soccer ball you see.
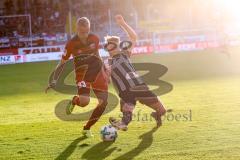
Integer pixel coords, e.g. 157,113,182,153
100,125,118,142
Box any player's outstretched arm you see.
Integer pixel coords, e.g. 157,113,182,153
45,58,67,93
45,41,71,93
115,15,137,50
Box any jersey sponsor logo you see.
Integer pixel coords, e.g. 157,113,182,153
89,43,96,49
125,72,140,80
77,81,87,88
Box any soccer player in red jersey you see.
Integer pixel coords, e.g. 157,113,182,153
46,17,108,137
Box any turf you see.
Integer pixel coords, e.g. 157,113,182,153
0,48,240,160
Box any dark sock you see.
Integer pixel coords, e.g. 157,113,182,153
72,96,79,106
122,111,132,125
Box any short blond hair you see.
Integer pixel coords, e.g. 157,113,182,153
104,35,120,44
76,17,90,27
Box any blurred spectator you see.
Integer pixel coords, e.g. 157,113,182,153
4,0,14,15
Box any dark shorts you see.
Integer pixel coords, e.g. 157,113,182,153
119,84,159,106
76,68,108,96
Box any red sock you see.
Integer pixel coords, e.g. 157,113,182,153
72,96,80,106
84,102,107,130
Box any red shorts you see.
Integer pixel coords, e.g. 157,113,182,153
76,68,108,96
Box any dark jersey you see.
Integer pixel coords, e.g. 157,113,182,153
109,51,144,92
109,51,157,105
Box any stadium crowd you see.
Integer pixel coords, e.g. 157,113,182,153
0,0,231,50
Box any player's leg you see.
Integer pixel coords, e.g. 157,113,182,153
83,70,109,131
72,94,90,107
66,81,90,114
109,99,135,131
83,90,108,130
109,90,136,131
137,92,166,127
133,85,167,127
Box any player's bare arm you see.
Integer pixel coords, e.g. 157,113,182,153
45,59,67,93
115,14,137,52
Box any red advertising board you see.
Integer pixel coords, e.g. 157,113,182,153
0,49,18,56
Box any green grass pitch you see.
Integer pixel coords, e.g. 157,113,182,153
0,48,240,160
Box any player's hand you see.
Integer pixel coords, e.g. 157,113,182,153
45,85,52,94
115,15,125,26
45,80,57,94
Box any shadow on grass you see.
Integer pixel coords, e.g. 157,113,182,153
80,127,158,160
55,136,87,160
81,141,116,160
113,126,158,160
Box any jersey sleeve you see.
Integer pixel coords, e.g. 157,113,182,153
61,41,72,60
95,36,100,49
90,34,100,56
91,34,100,51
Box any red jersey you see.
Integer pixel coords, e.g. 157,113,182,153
62,34,103,82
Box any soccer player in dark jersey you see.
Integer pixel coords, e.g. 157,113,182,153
105,15,168,131
46,17,108,137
